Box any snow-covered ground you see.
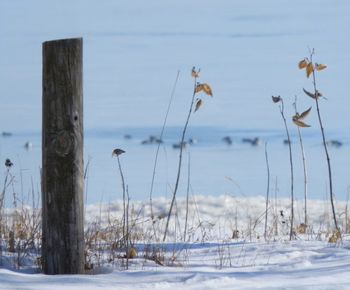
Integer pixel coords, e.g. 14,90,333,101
1,195,350,289
1,240,350,290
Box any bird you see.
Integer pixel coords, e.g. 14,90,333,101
188,138,198,145
251,137,261,146
24,141,33,150
112,148,125,157
242,137,260,146
124,134,132,140
222,136,233,146
172,142,186,149
327,140,343,148
2,132,12,137
141,135,163,145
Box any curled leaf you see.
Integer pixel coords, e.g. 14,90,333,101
293,118,311,128
195,83,204,94
303,88,315,99
202,83,213,96
299,106,312,119
112,148,125,157
306,62,314,78
315,63,327,71
293,106,312,128
191,66,200,78
298,59,308,69
303,88,322,99
272,96,281,103
194,98,203,112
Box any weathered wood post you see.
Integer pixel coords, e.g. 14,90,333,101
42,38,84,274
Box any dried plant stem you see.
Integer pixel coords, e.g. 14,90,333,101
84,156,92,219
126,186,130,270
274,176,279,236
163,76,197,242
279,100,294,240
183,151,191,242
149,71,180,238
264,143,270,241
116,156,126,245
0,168,11,212
0,168,14,262
345,187,350,233
293,97,308,226
310,52,338,231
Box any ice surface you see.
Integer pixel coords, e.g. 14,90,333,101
1,0,350,204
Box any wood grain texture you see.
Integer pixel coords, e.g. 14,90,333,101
42,38,84,274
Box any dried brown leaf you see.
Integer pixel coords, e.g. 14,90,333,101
306,62,314,78
195,84,204,94
328,229,341,243
293,118,311,128
299,106,312,120
272,96,281,103
191,67,200,78
202,83,213,96
315,63,327,71
296,223,307,234
194,98,203,112
298,59,308,69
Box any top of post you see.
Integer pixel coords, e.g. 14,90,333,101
43,37,83,48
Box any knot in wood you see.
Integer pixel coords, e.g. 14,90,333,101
53,130,73,157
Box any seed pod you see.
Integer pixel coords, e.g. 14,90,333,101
194,98,203,112
272,96,281,103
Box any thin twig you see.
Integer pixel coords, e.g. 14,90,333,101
293,96,308,226
279,99,294,240
117,156,126,245
184,151,191,242
309,50,338,231
163,75,197,242
149,71,180,238
126,185,130,270
264,142,270,241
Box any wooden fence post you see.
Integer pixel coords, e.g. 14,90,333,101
42,38,84,274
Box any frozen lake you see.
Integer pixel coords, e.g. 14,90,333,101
0,0,349,204
1,126,349,205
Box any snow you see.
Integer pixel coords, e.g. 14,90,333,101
1,240,350,289
2,195,350,289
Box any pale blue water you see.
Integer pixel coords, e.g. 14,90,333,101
0,0,349,204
